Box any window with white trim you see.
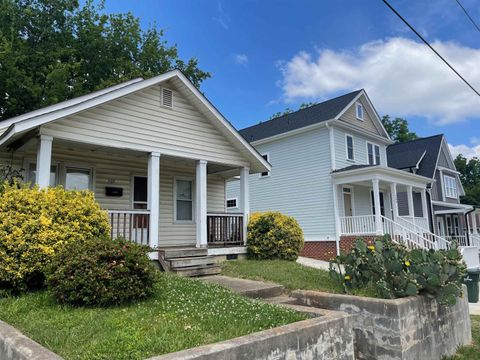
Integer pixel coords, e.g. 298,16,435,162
27,163,57,187
175,178,193,221
65,167,92,190
367,142,380,165
443,175,458,199
346,135,354,161
355,102,364,120
226,198,238,209
260,154,270,177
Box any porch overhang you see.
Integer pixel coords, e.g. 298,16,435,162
432,201,473,215
331,165,433,188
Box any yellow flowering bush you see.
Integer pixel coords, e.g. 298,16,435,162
0,184,110,293
247,211,304,261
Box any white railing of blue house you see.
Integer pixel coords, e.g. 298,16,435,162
108,210,150,245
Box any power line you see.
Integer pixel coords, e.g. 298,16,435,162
454,0,480,34
381,0,480,97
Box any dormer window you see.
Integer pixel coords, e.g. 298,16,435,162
355,102,364,120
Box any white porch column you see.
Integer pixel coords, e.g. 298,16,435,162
420,188,428,219
240,167,250,245
196,160,208,248
148,152,160,254
407,186,415,224
372,178,383,235
390,183,399,221
472,213,478,234
332,183,341,255
35,135,53,188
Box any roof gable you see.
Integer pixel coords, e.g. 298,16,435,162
0,70,270,173
239,90,362,143
387,135,444,178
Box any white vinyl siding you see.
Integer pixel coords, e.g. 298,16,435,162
41,82,248,167
227,126,336,241
0,144,226,247
333,127,387,170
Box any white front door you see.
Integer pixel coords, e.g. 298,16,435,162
343,188,353,217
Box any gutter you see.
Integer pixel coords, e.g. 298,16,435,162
465,207,476,246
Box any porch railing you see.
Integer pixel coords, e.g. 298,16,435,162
398,216,429,231
207,213,244,247
108,210,150,245
445,235,468,247
340,215,376,235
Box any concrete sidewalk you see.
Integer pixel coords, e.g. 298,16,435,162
201,275,284,299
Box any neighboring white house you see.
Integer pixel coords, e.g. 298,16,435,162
0,70,270,274
227,90,456,260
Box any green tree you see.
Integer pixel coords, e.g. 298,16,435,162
0,0,210,121
381,115,418,143
268,102,318,120
454,154,480,206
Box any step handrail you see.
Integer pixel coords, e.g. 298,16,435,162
394,215,451,249
381,215,451,250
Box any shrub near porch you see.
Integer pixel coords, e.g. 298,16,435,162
0,185,110,293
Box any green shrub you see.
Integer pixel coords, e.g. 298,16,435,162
247,211,304,261
329,235,466,305
0,184,110,293
47,237,156,306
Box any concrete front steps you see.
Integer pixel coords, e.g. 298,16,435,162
158,247,220,277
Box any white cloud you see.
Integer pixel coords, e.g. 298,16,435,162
213,0,229,29
449,143,480,159
278,37,480,124
234,53,249,66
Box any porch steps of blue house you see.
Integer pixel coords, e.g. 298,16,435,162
158,247,221,277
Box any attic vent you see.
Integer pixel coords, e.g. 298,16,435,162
161,88,173,108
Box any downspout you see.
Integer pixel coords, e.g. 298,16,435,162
426,185,435,234
465,207,475,246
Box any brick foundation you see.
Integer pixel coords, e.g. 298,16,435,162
300,236,381,261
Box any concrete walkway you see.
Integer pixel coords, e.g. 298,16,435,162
296,256,331,270
202,275,284,299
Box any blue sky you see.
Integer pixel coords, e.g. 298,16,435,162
99,0,480,158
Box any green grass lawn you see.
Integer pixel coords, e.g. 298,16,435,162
221,259,344,293
0,273,307,360
445,316,480,360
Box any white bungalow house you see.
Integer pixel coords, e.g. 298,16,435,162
227,90,459,260
0,70,270,275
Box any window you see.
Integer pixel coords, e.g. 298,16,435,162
444,174,458,199
355,102,364,120
175,178,193,221
65,167,92,190
226,198,238,209
367,142,381,165
28,163,57,187
133,176,148,209
260,153,270,177
346,135,354,161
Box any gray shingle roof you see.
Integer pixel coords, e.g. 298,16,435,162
387,135,444,179
332,164,376,173
239,90,363,142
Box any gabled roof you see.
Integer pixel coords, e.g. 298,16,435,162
239,90,363,142
0,70,270,173
387,135,444,179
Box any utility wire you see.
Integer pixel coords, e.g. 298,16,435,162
454,0,480,34
381,0,480,97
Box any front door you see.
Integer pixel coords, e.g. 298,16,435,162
133,176,149,243
371,191,385,216
437,217,445,236
343,188,353,216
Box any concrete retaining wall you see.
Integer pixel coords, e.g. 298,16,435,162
0,320,63,360
292,288,472,360
148,309,355,360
